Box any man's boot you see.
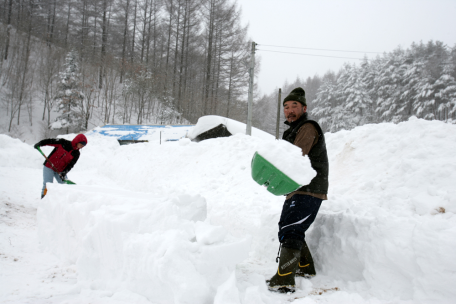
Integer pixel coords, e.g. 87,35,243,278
295,239,316,278
41,188,47,199
267,239,302,293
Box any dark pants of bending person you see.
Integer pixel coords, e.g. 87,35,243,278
278,194,322,244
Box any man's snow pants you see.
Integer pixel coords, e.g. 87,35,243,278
278,194,322,243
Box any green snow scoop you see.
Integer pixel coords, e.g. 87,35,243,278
36,147,76,185
251,152,301,196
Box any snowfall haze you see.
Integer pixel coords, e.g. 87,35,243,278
237,0,456,94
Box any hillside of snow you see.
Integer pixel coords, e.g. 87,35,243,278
1,117,455,304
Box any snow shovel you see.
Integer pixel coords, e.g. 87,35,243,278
251,152,301,196
36,147,76,185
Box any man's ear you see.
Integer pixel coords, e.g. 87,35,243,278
303,106,307,113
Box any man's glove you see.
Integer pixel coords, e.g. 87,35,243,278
59,173,66,181
34,143,40,149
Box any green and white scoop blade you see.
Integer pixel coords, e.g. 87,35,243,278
251,152,301,196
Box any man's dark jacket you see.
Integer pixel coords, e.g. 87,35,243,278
283,114,329,195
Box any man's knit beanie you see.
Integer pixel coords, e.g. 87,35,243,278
283,87,306,106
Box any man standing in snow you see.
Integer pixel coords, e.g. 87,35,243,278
34,134,87,198
267,87,329,293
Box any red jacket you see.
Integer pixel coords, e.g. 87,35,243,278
36,134,87,174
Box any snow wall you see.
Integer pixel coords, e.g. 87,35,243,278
3,117,454,303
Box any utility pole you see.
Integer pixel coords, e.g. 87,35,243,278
246,41,256,135
276,88,281,139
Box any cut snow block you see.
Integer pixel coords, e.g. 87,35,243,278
251,152,301,196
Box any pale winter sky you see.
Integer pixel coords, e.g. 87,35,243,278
237,0,456,96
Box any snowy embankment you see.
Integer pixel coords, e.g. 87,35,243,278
1,117,455,304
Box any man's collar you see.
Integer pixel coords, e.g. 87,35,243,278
284,113,307,127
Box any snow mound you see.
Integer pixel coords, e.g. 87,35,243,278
308,117,456,301
188,115,274,141
27,117,456,303
325,116,456,216
0,134,44,169
38,184,250,304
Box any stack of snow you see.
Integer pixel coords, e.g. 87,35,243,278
0,134,43,168
188,115,273,141
38,185,250,303
25,116,456,303
257,139,316,186
309,117,456,301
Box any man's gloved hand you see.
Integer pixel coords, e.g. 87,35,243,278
34,143,40,149
59,173,66,181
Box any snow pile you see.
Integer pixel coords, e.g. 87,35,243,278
38,184,250,303
310,117,456,302
36,118,456,303
257,139,316,185
325,116,456,215
188,115,274,141
0,134,43,168
1,117,456,303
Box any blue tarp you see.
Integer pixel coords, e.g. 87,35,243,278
86,125,194,141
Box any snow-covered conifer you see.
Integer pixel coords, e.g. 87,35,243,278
410,63,434,120
52,50,85,133
375,52,406,123
433,61,456,122
340,63,373,125
313,79,336,132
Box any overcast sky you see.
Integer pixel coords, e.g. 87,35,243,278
237,0,456,96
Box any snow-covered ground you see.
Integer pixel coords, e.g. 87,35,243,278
1,117,455,304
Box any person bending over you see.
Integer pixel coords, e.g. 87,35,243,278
34,134,87,198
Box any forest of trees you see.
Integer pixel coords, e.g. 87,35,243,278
255,41,456,135
2,0,456,137
0,0,252,133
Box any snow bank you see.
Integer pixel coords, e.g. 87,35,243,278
38,184,250,304
325,116,456,216
188,115,274,141
309,117,456,302
23,116,456,303
0,134,44,169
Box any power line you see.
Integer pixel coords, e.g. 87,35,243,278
258,44,382,54
256,49,365,60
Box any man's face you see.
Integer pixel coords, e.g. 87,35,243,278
284,100,307,123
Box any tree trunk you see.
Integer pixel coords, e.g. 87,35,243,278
3,0,13,60
145,0,153,67
120,0,130,83
164,0,174,95
203,0,215,115
172,0,182,101
177,0,189,112
140,0,149,63
64,1,71,47
130,0,137,65
17,0,33,125
99,0,109,89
